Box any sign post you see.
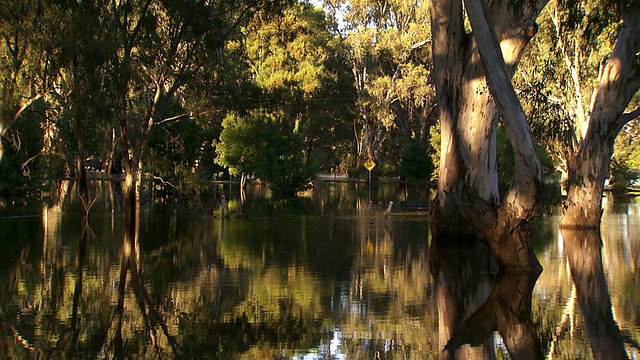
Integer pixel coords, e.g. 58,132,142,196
363,158,376,205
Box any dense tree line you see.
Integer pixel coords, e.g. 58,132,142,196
1,0,639,229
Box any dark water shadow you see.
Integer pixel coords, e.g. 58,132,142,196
430,237,542,359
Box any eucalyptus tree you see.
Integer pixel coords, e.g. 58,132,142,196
44,0,115,205
429,6,550,359
324,0,434,165
98,0,288,221
0,0,49,165
216,1,348,193
429,0,548,255
519,0,640,228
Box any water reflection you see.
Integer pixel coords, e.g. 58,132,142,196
1,186,639,359
561,228,627,359
430,239,541,359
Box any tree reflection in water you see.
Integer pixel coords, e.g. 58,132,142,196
430,237,541,359
110,215,180,359
561,228,628,359
2,190,640,358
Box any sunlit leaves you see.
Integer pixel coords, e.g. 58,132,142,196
243,2,336,100
215,111,318,195
336,0,434,164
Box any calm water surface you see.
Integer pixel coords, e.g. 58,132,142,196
0,182,638,359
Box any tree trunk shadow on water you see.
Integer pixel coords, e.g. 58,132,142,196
108,211,181,359
430,235,542,360
561,228,628,360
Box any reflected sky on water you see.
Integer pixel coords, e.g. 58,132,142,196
0,182,638,359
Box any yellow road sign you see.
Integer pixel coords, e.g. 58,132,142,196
364,158,376,171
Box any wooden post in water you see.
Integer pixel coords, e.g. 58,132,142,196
384,201,393,223
221,195,227,219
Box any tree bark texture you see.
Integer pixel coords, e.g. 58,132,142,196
561,11,640,228
430,0,547,269
429,0,548,240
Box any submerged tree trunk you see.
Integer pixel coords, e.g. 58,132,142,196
430,0,547,269
429,0,548,240
561,11,640,228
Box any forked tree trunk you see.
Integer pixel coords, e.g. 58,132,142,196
429,0,548,240
430,0,547,270
561,11,640,229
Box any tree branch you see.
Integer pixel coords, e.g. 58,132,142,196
464,0,542,216
157,113,190,125
616,107,640,127
2,92,45,136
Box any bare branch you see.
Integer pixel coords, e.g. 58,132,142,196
2,92,45,136
157,113,190,125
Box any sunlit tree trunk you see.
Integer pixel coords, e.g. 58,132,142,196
429,0,548,240
560,11,640,228
430,0,547,270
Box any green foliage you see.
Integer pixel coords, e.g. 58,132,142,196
257,123,319,196
146,110,219,200
496,126,559,197
609,158,638,196
329,0,435,165
614,122,640,171
215,112,265,177
232,2,354,173
399,138,433,183
216,111,318,196
0,113,47,197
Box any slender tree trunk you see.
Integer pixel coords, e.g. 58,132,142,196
75,113,89,208
561,11,640,228
0,132,4,165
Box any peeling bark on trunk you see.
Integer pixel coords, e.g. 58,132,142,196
429,0,548,241
430,0,546,269
466,0,544,270
561,11,640,229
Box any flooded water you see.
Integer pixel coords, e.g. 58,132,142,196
0,182,638,359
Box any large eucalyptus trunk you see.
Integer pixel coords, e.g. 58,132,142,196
561,11,640,229
430,0,547,240
430,0,547,269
